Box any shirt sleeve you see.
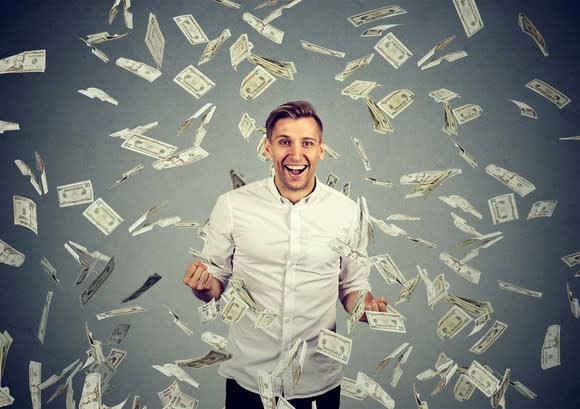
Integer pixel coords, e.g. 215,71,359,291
338,203,372,301
201,193,234,286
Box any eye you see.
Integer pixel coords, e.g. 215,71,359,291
279,139,290,146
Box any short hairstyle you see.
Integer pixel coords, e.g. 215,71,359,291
265,100,323,139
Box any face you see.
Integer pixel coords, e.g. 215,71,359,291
265,116,324,203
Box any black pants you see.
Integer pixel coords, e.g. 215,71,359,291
225,378,341,409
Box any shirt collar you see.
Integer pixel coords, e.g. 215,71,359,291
266,175,321,205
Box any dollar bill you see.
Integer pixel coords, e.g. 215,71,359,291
497,280,542,297
163,304,193,336
300,40,345,58
427,273,450,307
40,256,63,289
145,12,164,68
518,13,548,56
230,33,253,70
559,135,580,141
78,87,118,105
442,102,458,135
347,5,407,27
324,172,339,189
451,212,482,236
247,53,296,80
351,136,372,171
371,254,405,284
541,324,560,369
334,53,374,81
121,273,161,303
452,104,482,124
85,31,127,44
453,0,484,38
488,193,518,225
80,256,115,305
421,50,468,70
417,35,456,67
431,362,458,396
453,373,476,401
111,163,144,188
121,133,177,160
105,324,130,345
446,293,493,317
364,95,393,133
507,98,537,119
525,78,571,109
395,274,421,305
0,238,25,267
376,342,411,373
199,28,231,65
83,198,123,236
37,290,53,343
0,387,14,407
439,194,482,219
110,120,159,139
198,298,218,323
174,64,215,99
363,177,392,188
106,348,127,369
14,158,41,195
13,195,37,234
346,289,368,333
109,0,132,28
510,380,537,399
152,363,199,389
341,181,350,197
242,12,284,44
439,252,481,284
257,369,276,409
158,380,180,407
240,65,276,100
29,361,42,409
96,305,145,320
153,146,209,170
341,377,368,400
79,372,101,409
0,49,46,74
57,180,94,207
175,349,231,368
437,305,472,340
466,360,499,397
221,293,249,325
173,14,209,45
527,200,557,219
116,57,161,82
367,311,406,333
374,32,412,69
356,371,395,408
490,368,510,408
405,169,462,198
238,113,256,141
469,320,508,354
214,0,241,9
561,251,580,268
377,89,415,118
361,24,401,37
79,36,109,62
316,329,352,365
201,331,227,351
566,283,580,318
430,88,461,103
341,80,381,100
0,120,19,133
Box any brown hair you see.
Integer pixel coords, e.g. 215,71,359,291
265,100,323,139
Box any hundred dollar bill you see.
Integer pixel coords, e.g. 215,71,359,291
176,102,212,135
176,349,231,368
80,256,115,305
341,80,381,100
561,251,580,268
198,299,218,323
116,57,161,82
377,89,414,118
507,98,537,119
466,360,499,397
57,180,94,207
242,12,284,44
300,40,345,58
366,311,406,333
488,193,518,225
541,324,560,369
122,273,161,303
230,169,246,190
199,28,231,65
395,274,421,305
173,14,209,45
257,369,276,409
510,380,537,399
525,78,571,109
0,49,46,74
527,200,557,219
158,380,180,407
174,64,215,99
351,137,371,170
316,329,352,365
341,182,350,197
247,53,296,80
230,33,253,70
240,65,276,100
29,361,42,409
0,120,19,133
145,13,164,68
83,198,123,235
361,24,401,37
153,146,209,170
497,280,542,298
13,195,37,234
153,363,199,389
78,87,118,105
347,5,406,27
469,320,507,354
417,35,456,67
364,95,393,133
446,293,493,317
105,324,130,345
38,290,54,343
374,32,412,69
106,348,127,369
335,53,374,81
453,0,484,38
440,252,481,284
96,305,145,320
452,104,482,124
0,239,25,267
161,304,192,336
518,13,548,56
430,88,460,103
121,133,177,159
437,305,472,340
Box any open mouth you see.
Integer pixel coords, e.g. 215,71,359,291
284,164,308,176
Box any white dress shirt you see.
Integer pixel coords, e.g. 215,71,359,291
202,176,371,399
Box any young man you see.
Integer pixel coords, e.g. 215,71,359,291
183,101,387,408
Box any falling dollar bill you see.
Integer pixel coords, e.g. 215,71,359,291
452,104,482,124
175,349,231,368
153,146,209,170
341,80,381,100
83,198,123,235
198,298,218,323
437,305,473,340
78,87,118,105
116,57,161,82
0,49,46,74
111,163,144,188
80,256,115,305
361,24,401,37
469,320,508,354
466,360,500,397
105,324,130,345
29,361,42,409
300,40,345,58
430,88,461,103
145,12,164,68
518,13,548,56
507,98,537,119
347,4,407,27
377,89,415,118
37,291,54,343
497,280,542,298
79,372,101,409
230,33,253,70
488,193,518,225
316,329,352,365
453,0,484,37
173,14,209,45
0,238,25,267
566,282,580,318
13,195,37,235
153,363,199,389
527,200,557,219
0,120,19,133
374,32,412,69
366,311,406,333
541,324,560,369
242,12,284,44
561,251,580,268
417,35,456,67
96,305,145,320
174,64,215,99
525,78,571,109
351,136,372,171
57,180,94,207
122,273,161,303
240,65,276,100
199,28,231,65
334,53,374,81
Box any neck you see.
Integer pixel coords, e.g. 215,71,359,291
273,176,316,204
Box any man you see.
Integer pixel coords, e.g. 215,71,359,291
183,101,387,408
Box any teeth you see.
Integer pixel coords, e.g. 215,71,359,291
285,165,307,170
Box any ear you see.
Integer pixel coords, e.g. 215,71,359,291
319,139,325,160
263,136,272,159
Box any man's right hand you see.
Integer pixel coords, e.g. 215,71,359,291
183,259,215,291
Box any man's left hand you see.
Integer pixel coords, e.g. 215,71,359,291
364,295,388,313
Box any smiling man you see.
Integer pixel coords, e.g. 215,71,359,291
183,101,387,409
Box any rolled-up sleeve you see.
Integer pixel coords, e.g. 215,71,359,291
338,205,372,301
202,193,234,286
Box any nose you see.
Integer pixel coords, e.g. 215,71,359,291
289,144,303,160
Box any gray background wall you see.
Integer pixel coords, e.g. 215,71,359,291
1,0,579,408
